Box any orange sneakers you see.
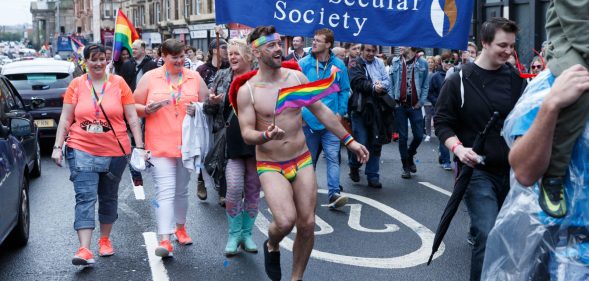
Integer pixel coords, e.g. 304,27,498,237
98,237,115,257
72,247,95,266
155,240,174,258
175,226,193,245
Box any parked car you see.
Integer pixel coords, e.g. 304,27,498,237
0,75,42,178
1,59,75,140
0,100,36,248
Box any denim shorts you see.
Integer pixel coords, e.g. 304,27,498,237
66,146,127,230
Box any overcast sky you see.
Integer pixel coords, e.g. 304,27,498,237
0,0,32,26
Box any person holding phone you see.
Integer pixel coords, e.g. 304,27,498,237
134,39,208,258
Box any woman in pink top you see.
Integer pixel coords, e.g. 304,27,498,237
134,39,208,258
51,44,145,266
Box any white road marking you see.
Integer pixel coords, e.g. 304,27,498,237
142,232,170,281
346,204,399,233
255,189,445,269
418,182,452,197
134,186,146,200
130,176,146,200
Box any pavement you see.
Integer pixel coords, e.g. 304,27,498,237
0,137,472,281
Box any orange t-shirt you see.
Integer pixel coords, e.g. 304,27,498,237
136,67,201,157
64,74,135,156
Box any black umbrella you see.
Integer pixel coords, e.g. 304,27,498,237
427,111,500,265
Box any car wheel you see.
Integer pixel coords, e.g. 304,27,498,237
6,176,30,248
29,139,41,178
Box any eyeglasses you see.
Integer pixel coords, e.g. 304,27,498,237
531,64,543,69
443,60,455,64
312,39,325,44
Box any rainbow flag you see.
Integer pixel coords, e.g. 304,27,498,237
113,9,139,61
275,67,340,115
69,36,84,59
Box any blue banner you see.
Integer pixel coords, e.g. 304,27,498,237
216,0,474,50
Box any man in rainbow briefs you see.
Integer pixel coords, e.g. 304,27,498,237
230,26,368,281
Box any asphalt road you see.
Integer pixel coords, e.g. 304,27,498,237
0,137,472,281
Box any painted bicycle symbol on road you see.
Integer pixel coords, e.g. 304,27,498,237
255,189,445,269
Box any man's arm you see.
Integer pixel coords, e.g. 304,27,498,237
418,60,431,106
235,85,280,145
377,61,390,89
510,65,589,185
308,99,369,164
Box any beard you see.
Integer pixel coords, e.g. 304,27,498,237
261,54,282,69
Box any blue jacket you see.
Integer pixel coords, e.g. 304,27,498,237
427,68,447,106
388,56,430,106
299,51,350,130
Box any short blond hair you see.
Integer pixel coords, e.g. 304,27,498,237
228,38,254,64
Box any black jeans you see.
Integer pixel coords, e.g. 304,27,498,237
464,169,510,281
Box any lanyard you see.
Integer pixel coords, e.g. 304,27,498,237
87,75,108,119
315,56,331,79
165,70,183,115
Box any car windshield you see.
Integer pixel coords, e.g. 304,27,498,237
5,72,71,91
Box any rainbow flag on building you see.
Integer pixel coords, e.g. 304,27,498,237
275,67,340,115
113,9,139,61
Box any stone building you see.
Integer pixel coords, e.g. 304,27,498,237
30,0,75,49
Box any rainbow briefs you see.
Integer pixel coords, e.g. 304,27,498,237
256,151,312,182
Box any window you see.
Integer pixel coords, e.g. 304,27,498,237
174,0,179,19
149,3,154,25
133,8,138,26
103,1,111,18
0,81,16,111
165,0,170,21
184,0,191,17
155,2,161,22
139,5,145,25
195,0,201,15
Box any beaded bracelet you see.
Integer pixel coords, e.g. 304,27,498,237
261,131,270,141
341,133,354,146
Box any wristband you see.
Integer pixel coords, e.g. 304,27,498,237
261,131,270,141
144,106,151,115
135,146,144,149
341,133,354,146
53,145,61,150
451,141,463,153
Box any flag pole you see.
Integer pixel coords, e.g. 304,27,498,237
272,89,278,125
215,29,221,71
111,9,120,69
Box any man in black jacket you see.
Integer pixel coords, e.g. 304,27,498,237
348,44,393,188
119,40,158,91
434,18,526,281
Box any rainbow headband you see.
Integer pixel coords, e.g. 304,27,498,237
251,33,281,48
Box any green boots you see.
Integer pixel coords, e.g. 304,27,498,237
241,212,258,253
225,211,259,256
224,212,243,256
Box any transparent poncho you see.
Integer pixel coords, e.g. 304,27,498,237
481,70,589,281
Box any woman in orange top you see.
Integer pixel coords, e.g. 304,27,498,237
51,44,144,266
134,39,208,258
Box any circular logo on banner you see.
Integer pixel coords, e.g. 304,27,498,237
431,0,458,37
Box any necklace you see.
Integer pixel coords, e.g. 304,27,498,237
165,70,183,117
